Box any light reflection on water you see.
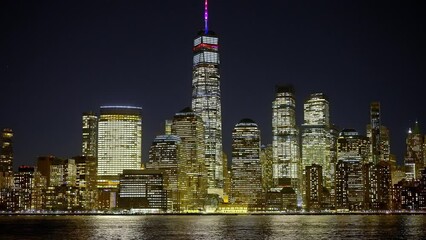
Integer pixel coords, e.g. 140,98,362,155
0,215,425,239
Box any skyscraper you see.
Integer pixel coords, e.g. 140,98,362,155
366,102,391,163
97,106,142,178
301,93,333,203
230,119,262,206
0,128,13,174
82,112,98,157
272,85,300,193
147,134,181,211
171,107,207,212
404,121,424,180
191,0,223,190
0,128,14,188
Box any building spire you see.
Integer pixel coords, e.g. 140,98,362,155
204,0,209,34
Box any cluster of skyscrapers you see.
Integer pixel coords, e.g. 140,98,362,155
1,0,426,213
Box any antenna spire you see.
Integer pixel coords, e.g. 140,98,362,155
204,0,208,34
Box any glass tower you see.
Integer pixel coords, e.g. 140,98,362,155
97,106,142,178
171,107,207,212
272,85,300,193
230,119,262,205
301,93,333,206
82,112,98,157
191,0,223,189
0,128,13,173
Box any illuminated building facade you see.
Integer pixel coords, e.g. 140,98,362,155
171,107,207,212
97,106,142,178
191,0,223,190
305,164,323,211
14,166,34,211
404,121,424,180
366,102,390,163
230,119,262,205
0,128,14,189
73,156,98,210
260,144,273,192
147,135,181,211
301,93,334,205
335,129,369,210
82,112,98,157
118,169,167,212
272,85,300,193
364,161,392,210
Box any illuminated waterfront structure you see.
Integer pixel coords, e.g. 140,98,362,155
301,93,334,205
230,119,262,206
191,0,223,190
97,106,142,179
82,112,98,157
171,107,207,212
404,121,424,180
118,169,167,212
272,85,300,194
147,134,181,211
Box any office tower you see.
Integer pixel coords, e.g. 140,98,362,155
171,107,207,212
0,128,13,173
305,164,323,211
370,102,381,163
230,119,262,206
97,106,142,179
364,161,392,210
191,0,223,190
366,102,391,163
82,112,98,157
73,156,98,210
118,169,167,212
14,166,35,211
164,120,173,135
31,171,46,210
335,129,370,211
301,93,333,204
272,85,300,193
147,135,181,211
404,121,424,180
261,144,273,192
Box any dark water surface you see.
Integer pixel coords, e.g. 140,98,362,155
0,215,425,239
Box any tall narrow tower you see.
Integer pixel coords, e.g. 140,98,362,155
191,0,223,190
272,85,300,192
0,129,13,174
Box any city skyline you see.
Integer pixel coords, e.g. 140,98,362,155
1,0,425,168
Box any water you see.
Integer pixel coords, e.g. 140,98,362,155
0,215,425,239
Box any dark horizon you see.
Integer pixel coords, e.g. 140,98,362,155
1,0,425,169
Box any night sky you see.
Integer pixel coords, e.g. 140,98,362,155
1,0,425,169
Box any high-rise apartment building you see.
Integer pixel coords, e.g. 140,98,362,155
230,119,262,206
97,106,142,178
191,0,223,190
171,107,207,212
272,85,300,193
82,112,98,157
